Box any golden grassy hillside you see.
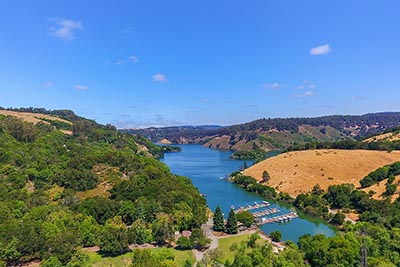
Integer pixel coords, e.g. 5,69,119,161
0,110,73,135
242,149,400,196
364,132,400,143
361,176,400,202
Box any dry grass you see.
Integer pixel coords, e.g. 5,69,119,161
243,149,400,196
361,176,400,202
76,164,125,200
204,135,231,150
0,110,72,125
364,132,400,143
76,181,112,199
158,138,172,145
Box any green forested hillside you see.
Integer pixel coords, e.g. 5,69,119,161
0,113,207,266
130,112,400,152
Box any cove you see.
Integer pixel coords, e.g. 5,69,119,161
160,144,335,242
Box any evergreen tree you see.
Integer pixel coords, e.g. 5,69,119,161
262,170,270,183
226,208,238,234
213,206,225,232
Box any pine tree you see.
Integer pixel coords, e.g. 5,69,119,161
226,208,238,234
213,206,225,232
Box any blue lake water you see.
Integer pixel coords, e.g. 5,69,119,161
160,144,335,242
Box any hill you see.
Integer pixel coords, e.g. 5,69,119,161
0,109,73,135
360,176,400,202
363,126,400,143
0,110,207,266
242,149,400,196
129,112,400,151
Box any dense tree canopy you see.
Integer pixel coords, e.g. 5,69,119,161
0,114,207,266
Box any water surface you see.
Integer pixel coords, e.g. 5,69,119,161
161,144,335,241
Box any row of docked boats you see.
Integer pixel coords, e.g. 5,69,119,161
252,207,280,218
259,212,299,224
233,201,270,213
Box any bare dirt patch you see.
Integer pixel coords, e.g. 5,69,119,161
243,149,400,197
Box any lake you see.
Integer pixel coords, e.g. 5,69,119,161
160,144,335,242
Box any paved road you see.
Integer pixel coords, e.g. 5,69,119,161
193,218,218,265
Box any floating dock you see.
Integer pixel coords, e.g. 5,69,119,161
257,212,299,225
234,201,270,213
252,208,280,218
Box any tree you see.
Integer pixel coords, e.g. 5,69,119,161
243,162,248,170
98,226,129,256
236,211,254,228
213,206,225,232
190,228,210,250
262,170,270,183
226,208,238,234
177,237,192,250
331,212,346,225
129,249,160,267
384,183,396,196
40,256,62,267
270,231,282,242
0,238,21,265
247,233,259,248
152,215,173,246
183,259,193,267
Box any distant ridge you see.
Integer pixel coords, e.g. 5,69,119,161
128,112,400,151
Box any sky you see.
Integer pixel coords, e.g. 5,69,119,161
1,1,400,128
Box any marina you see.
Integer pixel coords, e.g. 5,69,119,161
252,208,280,218
234,201,270,213
257,212,299,225
234,201,298,225
161,144,336,241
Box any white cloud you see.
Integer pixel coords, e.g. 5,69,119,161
74,84,88,91
114,56,138,65
298,80,316,89
304,91,316,96
310,44,331,56
296,91,316,98
152,73,167,83
50,18,83,41
114,59,125,65
261,82,280,89
352,95,366,101
129,56,139,63
43,81,52,88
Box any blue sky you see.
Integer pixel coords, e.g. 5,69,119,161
1,1,399,128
